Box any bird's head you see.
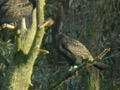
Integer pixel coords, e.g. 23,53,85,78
38,14,57,29
38,5,64,29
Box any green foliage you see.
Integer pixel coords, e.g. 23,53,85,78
0,39,13,88
0,40,13,61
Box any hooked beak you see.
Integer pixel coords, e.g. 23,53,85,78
38,18,54,28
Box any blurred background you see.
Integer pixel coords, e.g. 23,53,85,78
0,0,120,90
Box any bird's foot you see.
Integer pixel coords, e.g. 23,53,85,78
69,66,73,71
75,71,78,76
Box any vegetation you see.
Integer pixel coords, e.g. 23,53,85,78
0,0,120,90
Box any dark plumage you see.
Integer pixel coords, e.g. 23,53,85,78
51,13,94,67
0,0,35,26
40,6,109,70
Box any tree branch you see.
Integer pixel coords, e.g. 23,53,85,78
39,49,49,54
46,48,110,90
21,9,37,54
27,0,45,67
20,18,27,37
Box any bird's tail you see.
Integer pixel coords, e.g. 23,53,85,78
93,62,110,70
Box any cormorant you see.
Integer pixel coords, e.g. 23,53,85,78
39,6,109,70
0,0,35,28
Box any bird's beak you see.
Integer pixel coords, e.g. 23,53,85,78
38,18,54,28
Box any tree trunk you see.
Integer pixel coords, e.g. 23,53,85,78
1,0,45,90
88,67,99,90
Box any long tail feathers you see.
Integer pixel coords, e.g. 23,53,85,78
93,62,110,70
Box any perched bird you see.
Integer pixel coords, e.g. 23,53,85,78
39,6,109,70
0,0,35,29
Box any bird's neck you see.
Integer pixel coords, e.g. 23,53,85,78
52,30,61,42
52,15,63,41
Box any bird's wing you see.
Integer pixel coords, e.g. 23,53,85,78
60,35,93,60
0,0,8,24
0,0,33,25
58,39,76,60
